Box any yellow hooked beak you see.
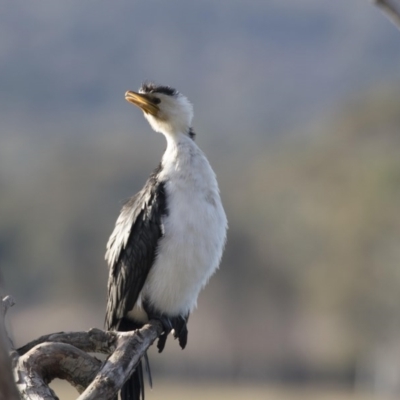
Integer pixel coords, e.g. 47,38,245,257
125,91,159,116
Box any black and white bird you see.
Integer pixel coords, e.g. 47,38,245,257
105,82,227,400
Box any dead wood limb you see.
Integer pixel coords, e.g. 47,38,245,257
13,319,163,400
1,295,15,316
373,0,400,30
18,328,118,356
1,295,16,351
16,342,102,398
78,320,163,400
0,296,19,400
2,294,164,399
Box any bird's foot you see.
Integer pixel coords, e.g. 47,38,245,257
147,313,173,353
172,315,188,350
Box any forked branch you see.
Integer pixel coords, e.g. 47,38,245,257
1,295,163,400
15,321,162,399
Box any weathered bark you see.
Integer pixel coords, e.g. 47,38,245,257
16,342,102,397
18,328,118,356
373,0,400,29
14,320,163,400
1,294,164,400
78,322,163,400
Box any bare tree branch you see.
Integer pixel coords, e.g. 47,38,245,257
1,295,16,351
0,297,19,400
2,292,164,399
78,321,163,400
16,342,102,398
373,0,400,30
13,320,163,399
1,295,15,315
18,328,118,356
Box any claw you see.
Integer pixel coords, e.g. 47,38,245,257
172,315,188,349
157,332,168,353
178,328,188,349
148,315,173,353
144,304,189,351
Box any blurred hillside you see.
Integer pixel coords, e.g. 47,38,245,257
1,0,400,144
223,85,400,382
1,1,400,396
2,85,400,389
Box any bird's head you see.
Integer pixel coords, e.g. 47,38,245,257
125,82,194,138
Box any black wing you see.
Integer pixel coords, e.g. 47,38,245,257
105,165,167,330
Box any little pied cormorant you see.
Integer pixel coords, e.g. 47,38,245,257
105,82,228,400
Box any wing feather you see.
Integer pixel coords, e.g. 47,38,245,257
105,165,167,330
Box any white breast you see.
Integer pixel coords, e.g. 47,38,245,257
142,136,227,317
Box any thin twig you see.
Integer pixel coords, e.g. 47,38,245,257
373,0,400,30
1,295,15,317
1,296,17,364
0,298,19,400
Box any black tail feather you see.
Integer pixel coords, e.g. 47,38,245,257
121,361,144,400
118,318,150,400
143,352,153,388
115,314,189,399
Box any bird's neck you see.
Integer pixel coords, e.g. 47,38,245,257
161,130,197,169
163,128,194,149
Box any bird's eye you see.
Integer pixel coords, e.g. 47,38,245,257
152,97,161,105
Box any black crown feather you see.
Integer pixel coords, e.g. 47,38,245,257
140,82,177,97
